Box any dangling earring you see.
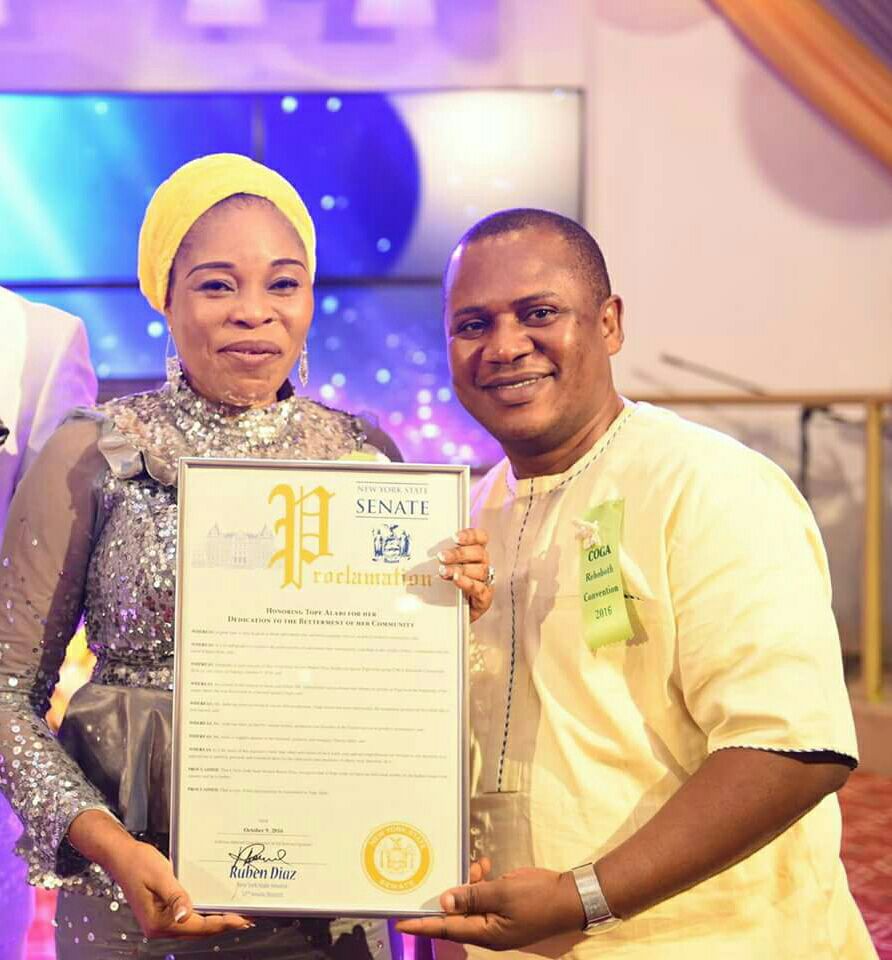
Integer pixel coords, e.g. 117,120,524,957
298,344,309,388
164,332,180,382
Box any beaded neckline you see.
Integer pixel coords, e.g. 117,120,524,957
159,357,303,450
95,359,363,487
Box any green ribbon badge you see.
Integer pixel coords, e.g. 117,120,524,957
575,499,633,652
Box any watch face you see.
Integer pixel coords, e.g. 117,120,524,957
583,917,622,937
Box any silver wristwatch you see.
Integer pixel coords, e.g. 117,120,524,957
570,863,620,934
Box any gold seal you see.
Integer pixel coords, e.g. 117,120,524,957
362,822,432,893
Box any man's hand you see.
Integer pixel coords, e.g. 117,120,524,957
395,867,584,949
468,857,491,884
439,528,493,623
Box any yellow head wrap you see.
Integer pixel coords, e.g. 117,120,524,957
137,153,316,313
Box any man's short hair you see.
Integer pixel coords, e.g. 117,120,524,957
453,208,612,306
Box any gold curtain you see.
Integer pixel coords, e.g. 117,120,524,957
712,0,892,171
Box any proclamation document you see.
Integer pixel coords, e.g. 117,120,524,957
171,458,469,917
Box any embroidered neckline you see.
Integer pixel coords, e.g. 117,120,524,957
504,399,636,498
95,361,363,487
159,360,304,450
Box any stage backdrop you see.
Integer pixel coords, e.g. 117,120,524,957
0,88,582,467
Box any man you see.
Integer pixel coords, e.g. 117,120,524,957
397,211,875,957
0,286,98,530
0,285,97,960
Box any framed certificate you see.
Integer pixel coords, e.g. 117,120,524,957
171,458,470,917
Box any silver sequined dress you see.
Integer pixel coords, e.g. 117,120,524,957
0,365,395,959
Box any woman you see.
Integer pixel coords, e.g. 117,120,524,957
0,154,492,958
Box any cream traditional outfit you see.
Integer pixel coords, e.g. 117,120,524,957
0,286,98,533
467,401,874,959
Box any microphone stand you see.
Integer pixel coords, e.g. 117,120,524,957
799,405,818,501
660,354,768,396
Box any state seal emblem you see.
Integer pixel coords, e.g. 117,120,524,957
362,822,432,893
372,524,411,563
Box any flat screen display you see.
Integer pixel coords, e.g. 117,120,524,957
2,88,583,464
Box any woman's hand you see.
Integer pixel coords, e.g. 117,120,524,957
111,839,252,939
438,528,494,623
68,810,252,939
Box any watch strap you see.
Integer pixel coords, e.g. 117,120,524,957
571,862,614,929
